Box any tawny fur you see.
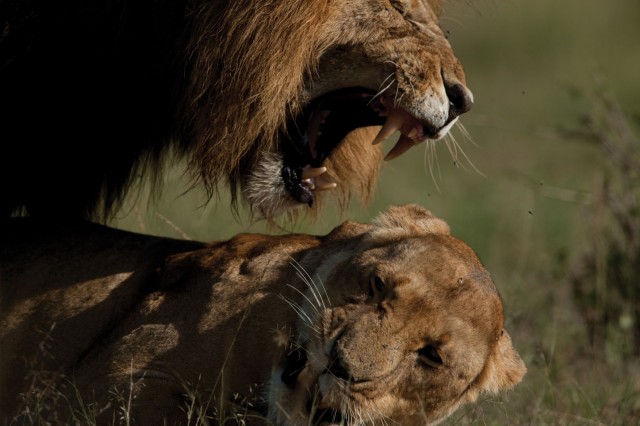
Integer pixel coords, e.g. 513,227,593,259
0,205,525,425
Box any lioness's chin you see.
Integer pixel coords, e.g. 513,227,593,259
268,375,355,426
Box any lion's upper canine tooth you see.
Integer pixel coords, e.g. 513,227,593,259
385,134,417,161
372,110,405,145
300,166,336,191
302,166,327,180
314,179,337,191
302,179,316,190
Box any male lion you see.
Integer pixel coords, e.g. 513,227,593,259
0,0,473,220
0,205,525,425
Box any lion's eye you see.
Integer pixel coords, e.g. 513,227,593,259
389,0,406,15
418,345,443,368
368,275,386,299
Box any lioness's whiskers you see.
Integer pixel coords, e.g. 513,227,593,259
289,258,331,309
294,269,324,311
369,402,392,426
284,284,321,317
364,409,375,425
352,404,363,426
317,274,332,307
278,294,320,336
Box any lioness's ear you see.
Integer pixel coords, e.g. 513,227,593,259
478,329,527,395
370,204,450,239
325,220,372,242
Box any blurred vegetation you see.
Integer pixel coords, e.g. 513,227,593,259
111,0,640,424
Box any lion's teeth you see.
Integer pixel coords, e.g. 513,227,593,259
314,180,337,190
302,178,315,190
384,134,417,161
302,166,327,180
300,166,336,191
372,110,405,145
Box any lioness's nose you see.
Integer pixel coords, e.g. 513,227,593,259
446,83,473,115
328,355,352,381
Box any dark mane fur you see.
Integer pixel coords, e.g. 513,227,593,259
0,0,333,220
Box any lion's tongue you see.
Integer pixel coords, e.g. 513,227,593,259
372,106,426,160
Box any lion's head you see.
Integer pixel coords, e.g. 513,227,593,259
1,0,472,220
1,205,523,425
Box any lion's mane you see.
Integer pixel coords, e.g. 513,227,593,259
0,0,382,219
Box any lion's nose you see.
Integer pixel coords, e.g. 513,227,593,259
445,82,473,116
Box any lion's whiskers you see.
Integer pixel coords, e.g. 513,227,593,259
368,73,396,106
423,139,442,191
444,123,485,177
420,120,483,191
393,83,406,107
455,120,478,148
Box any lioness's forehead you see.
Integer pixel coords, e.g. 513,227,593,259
374,235,497,291
362,234,475,264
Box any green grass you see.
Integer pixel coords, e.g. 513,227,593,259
109,0,640,424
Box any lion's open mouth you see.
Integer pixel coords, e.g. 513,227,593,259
280,87,459,205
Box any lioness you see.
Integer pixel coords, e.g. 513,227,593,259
0,205,524,424
1,0,472,220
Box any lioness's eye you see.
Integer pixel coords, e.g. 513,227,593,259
418,345,443,368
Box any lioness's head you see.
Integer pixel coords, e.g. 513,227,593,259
188,0,472,218
269,205,525,425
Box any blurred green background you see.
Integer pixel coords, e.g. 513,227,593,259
112,0,640,424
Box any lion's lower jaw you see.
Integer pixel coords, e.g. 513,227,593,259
242,152,305,219
432,116,459,141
